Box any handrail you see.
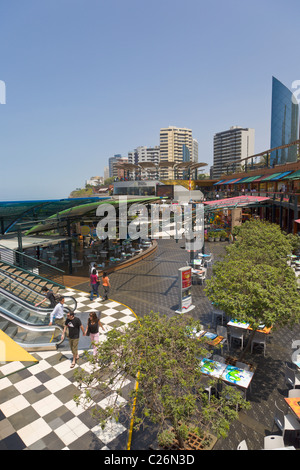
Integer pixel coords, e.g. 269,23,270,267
0,270,77,312
0,308,64,348
0,243,65,287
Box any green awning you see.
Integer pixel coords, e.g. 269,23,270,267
241,175,262,183
260,173,283,181
283,169,300,180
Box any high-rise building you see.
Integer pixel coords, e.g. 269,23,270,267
128,146,159,179
270,76,299,165
192,138,198,163
103,166,109,181
213,126,255,179
159,126,193,178
108,154,125,178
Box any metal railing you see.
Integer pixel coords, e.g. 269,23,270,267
0,244,65,287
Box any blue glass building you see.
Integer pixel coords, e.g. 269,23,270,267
270,76,299,165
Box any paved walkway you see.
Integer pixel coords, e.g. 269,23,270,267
1,239,300,450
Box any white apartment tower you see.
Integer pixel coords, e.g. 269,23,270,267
192,138,198,163
159,126,193,178
128,146,160,179
213,126,255,179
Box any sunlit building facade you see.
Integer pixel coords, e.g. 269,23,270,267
270,76,299,165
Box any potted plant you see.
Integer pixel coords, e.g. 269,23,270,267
208,231,214,242
214,231,220,242
219,230,227,241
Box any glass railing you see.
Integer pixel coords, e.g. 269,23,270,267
0,269,77,312
0,309,63,350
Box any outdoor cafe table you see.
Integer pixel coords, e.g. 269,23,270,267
227,319,272,334
192,259,203,267
199,358,254,397
284,396,300,420
189,329,224,347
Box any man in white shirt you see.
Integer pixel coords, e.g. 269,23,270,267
49,296,65,329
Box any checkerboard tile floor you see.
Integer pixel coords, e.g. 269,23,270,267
61,288,137,330
0,290,138,450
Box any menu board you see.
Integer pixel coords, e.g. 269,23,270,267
181,268,192,289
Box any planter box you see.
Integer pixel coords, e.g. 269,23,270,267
162,431,217,451
161,432,218,450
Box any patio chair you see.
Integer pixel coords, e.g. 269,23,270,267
212,354,226,363
211,306,226,326
197,271,206,285
284,364,300,389
237,440,248,450
236,361,250,371
288,389,300,398
229,327,245,350
216,325,229,353
291,339,300,349
204,254,213,267
273,401,300,440
264,435,285,450
250,331,267,357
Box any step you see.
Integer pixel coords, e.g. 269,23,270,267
5,325,18,338
0,320,9,331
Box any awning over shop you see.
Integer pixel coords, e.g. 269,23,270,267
213,180,225,185
249,175,268,182
232,177,250,184
203,195,270,210
227,178,243,184
240,175,263,183
260,172,283,181
294,219,300,224
283,169,300,180
270,171,293,180
219,179,236,185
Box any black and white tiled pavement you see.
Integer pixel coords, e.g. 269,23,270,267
0,289,137,450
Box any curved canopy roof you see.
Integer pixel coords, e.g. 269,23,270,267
0,197,109,234
24,196,160,235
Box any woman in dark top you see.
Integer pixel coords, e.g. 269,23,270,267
85,311,105,357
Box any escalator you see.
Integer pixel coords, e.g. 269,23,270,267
0,268,77,312
0,272,77,351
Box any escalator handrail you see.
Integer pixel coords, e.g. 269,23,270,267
0,308,65,347
0,287,75,321
0,270,77,312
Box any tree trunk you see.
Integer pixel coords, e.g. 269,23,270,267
238,328,256,361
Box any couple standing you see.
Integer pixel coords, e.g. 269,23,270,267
90,267,111,301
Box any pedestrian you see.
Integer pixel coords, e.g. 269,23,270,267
90,268,100,301
85,311,105,357
49,296,65,329
102,271,111,301
61,310,85,368
35,286,57,309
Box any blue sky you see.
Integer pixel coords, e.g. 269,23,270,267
0,0,299,200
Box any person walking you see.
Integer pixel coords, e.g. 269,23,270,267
49,296,65,329
90,268,100,301
85,311,105,357
102,271,111,301
35,286,57,309
61,311,85,368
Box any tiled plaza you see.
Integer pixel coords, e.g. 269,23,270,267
1,239,300,450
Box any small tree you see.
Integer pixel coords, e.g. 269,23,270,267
205,219,300,359
74,312,249,448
